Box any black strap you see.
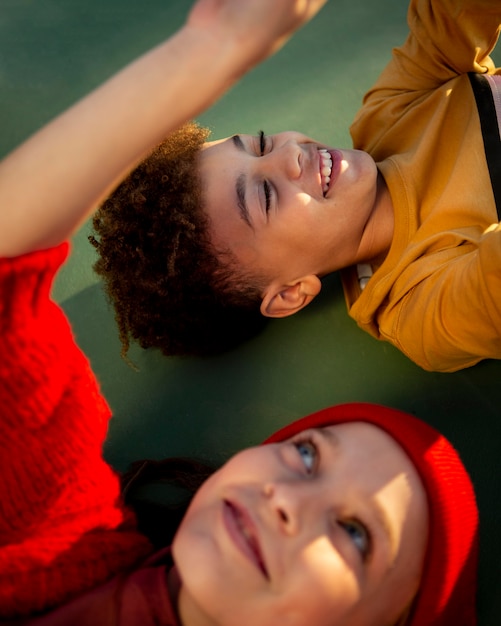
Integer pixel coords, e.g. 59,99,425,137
468,72,501,220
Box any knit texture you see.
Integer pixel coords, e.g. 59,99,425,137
0,245,152,620
264,403,478,626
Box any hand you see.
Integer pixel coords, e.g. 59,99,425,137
187,0,327,70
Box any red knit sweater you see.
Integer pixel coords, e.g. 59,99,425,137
0,244,152,619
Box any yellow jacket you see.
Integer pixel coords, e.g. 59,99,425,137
343,0,501,372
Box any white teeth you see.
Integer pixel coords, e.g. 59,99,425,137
236,514,253,543
319,149,332,194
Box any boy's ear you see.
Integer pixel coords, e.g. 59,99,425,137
260,275,321,318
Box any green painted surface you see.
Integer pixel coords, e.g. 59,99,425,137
1,1,500,622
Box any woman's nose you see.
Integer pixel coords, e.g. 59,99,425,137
263,481,304,536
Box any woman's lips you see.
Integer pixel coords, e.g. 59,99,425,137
223,499,269,579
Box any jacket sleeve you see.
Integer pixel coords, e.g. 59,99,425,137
0,245,151,619
351,0,501,151
380,224,501,372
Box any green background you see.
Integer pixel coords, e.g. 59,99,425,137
1,0,500,622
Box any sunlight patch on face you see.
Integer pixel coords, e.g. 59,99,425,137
301,533,360,594
374,473,413,563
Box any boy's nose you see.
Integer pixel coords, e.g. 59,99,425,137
262,140,302,181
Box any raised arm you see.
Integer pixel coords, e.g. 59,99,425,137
0,0,326,258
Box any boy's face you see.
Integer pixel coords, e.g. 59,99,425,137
198,131,380,315
173,421,428,626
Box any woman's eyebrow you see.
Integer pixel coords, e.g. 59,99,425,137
317,427,340,449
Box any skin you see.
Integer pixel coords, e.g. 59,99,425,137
198,131,395,318
172,421,429,626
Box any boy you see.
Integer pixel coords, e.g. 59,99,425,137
92,0,501,373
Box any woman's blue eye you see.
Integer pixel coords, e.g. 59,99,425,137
340,520,371,560
294,439,317,473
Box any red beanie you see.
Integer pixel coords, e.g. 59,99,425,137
263,403,478,626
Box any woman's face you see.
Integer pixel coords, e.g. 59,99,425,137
173,422,429,626
197,131,383,287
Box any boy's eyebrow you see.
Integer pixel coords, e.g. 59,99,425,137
236,173,253,229
232,134,245,152
232,135,253,229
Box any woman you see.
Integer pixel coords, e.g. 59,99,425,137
0,0,477,624
8,402,477,626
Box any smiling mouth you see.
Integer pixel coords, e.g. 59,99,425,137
319,148,332,195
223,500,269,579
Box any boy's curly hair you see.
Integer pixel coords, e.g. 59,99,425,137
89,122,268,358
